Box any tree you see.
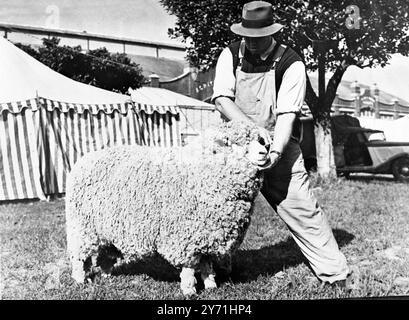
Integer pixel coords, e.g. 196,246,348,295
15,37,145,94
160,0,409,177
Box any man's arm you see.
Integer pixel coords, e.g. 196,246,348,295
211,47,255,124
271,113,297,154
214,96,252,124
269,61,306,164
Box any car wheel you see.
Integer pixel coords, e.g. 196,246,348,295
336,172,350,179
392,157,409,183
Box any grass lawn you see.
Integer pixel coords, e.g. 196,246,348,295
1,174,408,300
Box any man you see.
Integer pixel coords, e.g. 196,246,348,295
212,1,351,286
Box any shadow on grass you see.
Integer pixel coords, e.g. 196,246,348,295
0,194,65,206
227,228,355,284
111,254,180,282
107,229,354,286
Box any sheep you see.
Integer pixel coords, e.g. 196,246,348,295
65,120,272,296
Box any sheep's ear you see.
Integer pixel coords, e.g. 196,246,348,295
214,139,225,147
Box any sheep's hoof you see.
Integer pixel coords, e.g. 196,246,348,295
182,286,197,297
180,279,197,296
71,268,86,284
180,267,197,297
72,275,86,284
204,277,217,290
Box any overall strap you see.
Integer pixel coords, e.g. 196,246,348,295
269,44,287,70
237,39,246,69
232,41,287,73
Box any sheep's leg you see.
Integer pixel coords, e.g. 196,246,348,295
71,258,86,283
70,250,98,283
180,267,197,296
200,260,217,290
67,226,87,283
66,223,98,283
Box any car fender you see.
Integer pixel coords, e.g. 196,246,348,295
377,152,409,173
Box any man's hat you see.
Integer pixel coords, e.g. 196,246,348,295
230,1,284,37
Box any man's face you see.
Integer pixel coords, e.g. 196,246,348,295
244,36,272,55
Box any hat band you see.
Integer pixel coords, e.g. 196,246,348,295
241,17,275,29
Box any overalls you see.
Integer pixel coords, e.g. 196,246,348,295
234,41,349,283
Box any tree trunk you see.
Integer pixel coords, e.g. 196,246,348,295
314,121,336,178
305,64,349,178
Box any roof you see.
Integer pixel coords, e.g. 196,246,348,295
300,114,383,134
129,86,215,111
335,126,384,134
0,37,131,105
127,54,187,82
308,72,409,107
342,54,409,104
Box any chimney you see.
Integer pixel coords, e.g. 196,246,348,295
351,81,361,117
149,74,160,88
351,80,360,96
372,83,379,97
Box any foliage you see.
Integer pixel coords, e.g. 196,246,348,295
15,37,145,94
161,0,409,72
14,42,41,60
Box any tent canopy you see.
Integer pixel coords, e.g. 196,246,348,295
358,115,409,142
129,86,222,141
0,37,131,105
129,86,215,110
0,39,183,202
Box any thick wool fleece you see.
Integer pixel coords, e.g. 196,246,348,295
66,121,266,274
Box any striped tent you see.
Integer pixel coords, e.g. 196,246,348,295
0,38,181,201
130,86,223,145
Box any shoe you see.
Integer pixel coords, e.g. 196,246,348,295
330,271,356,291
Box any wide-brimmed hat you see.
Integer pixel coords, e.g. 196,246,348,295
230,1,284,37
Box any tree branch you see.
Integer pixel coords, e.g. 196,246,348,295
324,64,348,108
342,49,373,69
305,73,319,116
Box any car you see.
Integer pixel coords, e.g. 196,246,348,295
300,115,409,182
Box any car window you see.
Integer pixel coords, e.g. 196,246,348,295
367,132,386,141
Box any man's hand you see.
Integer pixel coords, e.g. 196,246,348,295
268,150,282,168
257,126,273,148
246,140,270,167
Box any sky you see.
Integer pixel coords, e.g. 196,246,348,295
0,0,183,57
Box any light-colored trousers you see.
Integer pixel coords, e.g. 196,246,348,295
261,140,350,283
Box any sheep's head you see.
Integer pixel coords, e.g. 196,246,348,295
208,121,271,202
181,121,271,202
203,120,273,164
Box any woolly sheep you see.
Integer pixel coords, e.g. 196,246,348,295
65,120,272,296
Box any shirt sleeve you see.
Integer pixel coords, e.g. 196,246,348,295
211,47,236,103
275,61,306,115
